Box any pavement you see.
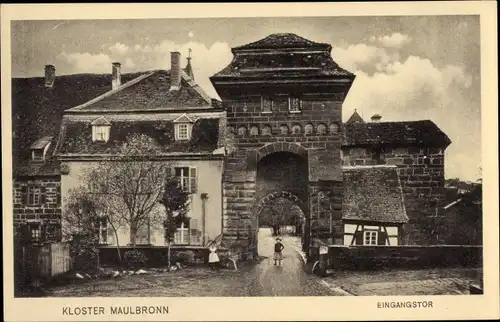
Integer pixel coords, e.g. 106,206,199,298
40,228,478,297
245,227,343,296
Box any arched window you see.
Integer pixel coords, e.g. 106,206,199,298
329,123,340,133
279,125,289,135
237,126,247,136
250,125,259,136
317,123,327,134
227,126,235,135
261,125,272,136
304,124,314,135
292,124,302,135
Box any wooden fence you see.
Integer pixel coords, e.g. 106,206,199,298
15,242,72,288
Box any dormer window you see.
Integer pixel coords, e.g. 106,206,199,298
173,114,194,141
91,116,111,142
30,136,53,162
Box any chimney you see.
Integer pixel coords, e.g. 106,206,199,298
112,62,121,90
170,51,181,91
44,65,55,88
371,114,382,123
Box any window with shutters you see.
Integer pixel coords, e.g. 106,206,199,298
25,186,43,206
174,167,197,193
174,221,190,245
363,230,378,245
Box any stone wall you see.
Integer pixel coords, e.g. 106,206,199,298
13,176,62,241
309,245,482,271
342,146,446,244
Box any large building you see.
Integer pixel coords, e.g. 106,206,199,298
12,33,452,255
210,33,451,254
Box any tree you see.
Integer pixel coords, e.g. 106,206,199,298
159,178,191,270
83,134,170,248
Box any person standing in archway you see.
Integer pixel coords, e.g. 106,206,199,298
274,238,284,266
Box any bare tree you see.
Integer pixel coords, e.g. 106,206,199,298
63,181,125,261
82,133,171,248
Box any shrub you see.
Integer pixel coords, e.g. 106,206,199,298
70,234,100,273
172,251,195,265
124,250,148,270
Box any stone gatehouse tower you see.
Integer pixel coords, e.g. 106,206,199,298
210,33,355,254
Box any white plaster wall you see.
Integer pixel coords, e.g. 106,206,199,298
61,159,223,247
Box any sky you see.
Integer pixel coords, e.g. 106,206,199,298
11,16,481,181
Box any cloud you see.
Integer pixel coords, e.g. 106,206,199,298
56,51,112,73
334,41,479,180
107,42,129,56
371,32,412,48
54,40,232,99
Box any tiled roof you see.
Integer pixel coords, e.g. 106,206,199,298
232,33,332,51
30,136,53,149
211,33,354,79
57,118,220,155
12,72,146,176
342,166,409,224
346,110,365,124
67,70,213,112
342,120,452,148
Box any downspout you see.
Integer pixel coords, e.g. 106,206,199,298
201,193,208,245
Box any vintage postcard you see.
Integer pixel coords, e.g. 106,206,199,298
1,2,498,321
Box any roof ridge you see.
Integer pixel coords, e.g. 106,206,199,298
180,70,212,105
64,71,157,112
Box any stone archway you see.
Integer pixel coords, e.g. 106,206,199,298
255,190,306,218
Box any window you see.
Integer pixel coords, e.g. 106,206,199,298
317,124,327,134
261,125,272,136
292,124,302,134
304,124,314,135
289,97,302,113
97,217,108,244
279,125,288,135
237,126,247,136
174,167,197,193
32,149,44,161
174,221,190,245
250,126,259,136
262,96,273,113
173,114,194,141
29,222,42,243
25,186,42,206
92,125,110,142
329,123,340,133
172,218,201,245
175,123,192,141
363,230,378,245
45,223,62,242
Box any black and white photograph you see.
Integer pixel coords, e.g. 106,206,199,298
2,2,498,321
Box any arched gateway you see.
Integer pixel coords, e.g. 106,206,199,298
210,33,355,256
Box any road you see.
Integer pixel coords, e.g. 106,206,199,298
244,227,334,296
43,227,335,297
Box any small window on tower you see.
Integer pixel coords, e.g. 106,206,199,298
262,96,273,113
289,97,302,113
